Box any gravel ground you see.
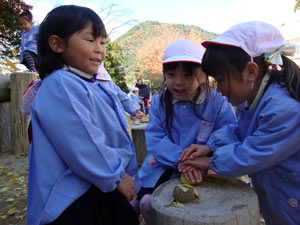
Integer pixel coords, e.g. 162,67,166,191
0,153,146,225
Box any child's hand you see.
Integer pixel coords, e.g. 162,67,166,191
135,110,144,120
182,167,203,184
180,156,211,172
180,144,212,161
117,174,136,201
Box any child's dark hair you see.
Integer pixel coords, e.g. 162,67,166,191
37,5,107,79
202,44,300,102
18,10,33,22
160,62,210,137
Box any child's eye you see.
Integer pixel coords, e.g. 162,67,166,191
166,72,175,77
184,73,193,77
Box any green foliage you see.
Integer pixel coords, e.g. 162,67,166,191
0,0,32,59
104,40,129,92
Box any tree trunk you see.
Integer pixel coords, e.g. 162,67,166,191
150,175,260,225
10,72,37,155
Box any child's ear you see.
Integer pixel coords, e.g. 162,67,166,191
244,61,258,82
48,35,65,53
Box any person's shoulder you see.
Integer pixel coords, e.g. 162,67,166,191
264,83,299,109
207,88,227,102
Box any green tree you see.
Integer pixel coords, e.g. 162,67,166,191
0,0,32,59
104,41,129,93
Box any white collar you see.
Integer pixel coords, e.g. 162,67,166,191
247,73,270,110
62,65,95,80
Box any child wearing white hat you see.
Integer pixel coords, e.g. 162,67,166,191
179,21,300,225
96,64,144,127
134,39,237,224
128,86,144,124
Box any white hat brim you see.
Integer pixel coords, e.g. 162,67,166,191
163,55,202,64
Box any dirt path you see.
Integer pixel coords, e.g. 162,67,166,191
0,153,28,225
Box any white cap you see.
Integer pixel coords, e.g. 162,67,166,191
96,63,111,81
163,39,205,64
202,21,285,57
129,86,139,92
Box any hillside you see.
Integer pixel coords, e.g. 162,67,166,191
115,21,219,87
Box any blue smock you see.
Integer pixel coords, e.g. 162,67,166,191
27,70,139,225
100,81,140,127
208,83,300,225
20,26,39,62
138,89,237,187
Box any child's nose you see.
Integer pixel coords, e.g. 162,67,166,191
175,76,184,85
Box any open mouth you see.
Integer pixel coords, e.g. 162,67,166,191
90,58,101,65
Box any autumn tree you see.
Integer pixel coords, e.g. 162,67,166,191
134,24,207,87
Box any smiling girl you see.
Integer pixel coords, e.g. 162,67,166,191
27,5,139,225
133,39,237,224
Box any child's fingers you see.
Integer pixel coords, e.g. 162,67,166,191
180,146,195,161
192,168,202,183
181,164,193,173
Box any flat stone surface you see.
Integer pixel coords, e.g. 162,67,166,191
150,175,260,225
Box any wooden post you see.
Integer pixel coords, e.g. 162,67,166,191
0,75,12,153
0,102,11,153
150,176,260,225
0,75,11,102
131,124,148,167
10,72,37,155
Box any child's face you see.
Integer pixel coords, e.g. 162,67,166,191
165,63,205,101
215,71,252,106
19,17,32,31
62,21,106,74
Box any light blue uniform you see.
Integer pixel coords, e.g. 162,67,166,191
139,89,237,187
100,81,140,127
27,70,139,225
20,26,38,62
128,93,140,107
208,83,300,225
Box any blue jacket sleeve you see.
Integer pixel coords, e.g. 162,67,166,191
209,98,300,177
113,83,140,116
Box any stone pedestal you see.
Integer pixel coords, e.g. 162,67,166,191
150,175,260,225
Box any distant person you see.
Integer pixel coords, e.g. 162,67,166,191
128,86,144,124
96,64,143,127
27,5,139,225
132,39,237,225
135,78,149,115
179,21,300,225
18,10,39,73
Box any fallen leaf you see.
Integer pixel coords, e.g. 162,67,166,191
5,198,15,202
7,207,18,216
0,187,9,192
